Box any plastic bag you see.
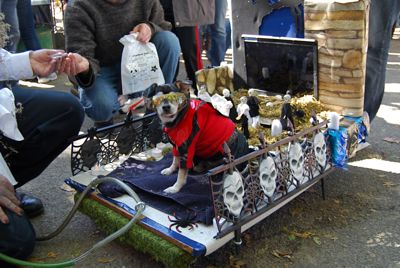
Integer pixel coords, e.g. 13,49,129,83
120,33,165,95
327,127,348,170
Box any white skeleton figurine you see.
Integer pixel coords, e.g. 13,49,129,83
222,171,245,217
236,96,252,124
236,96,252,138
283,92,291,103
222,88,239,122
247,89,260,128
222,88,231,99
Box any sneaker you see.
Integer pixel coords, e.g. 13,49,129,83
37,72,58,84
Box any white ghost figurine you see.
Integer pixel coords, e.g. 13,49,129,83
271,119,283,136
197,85,212,103
211,94,233,117
328,112,340,130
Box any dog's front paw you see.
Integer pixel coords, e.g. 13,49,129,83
161,167,175,175
163,184,182,194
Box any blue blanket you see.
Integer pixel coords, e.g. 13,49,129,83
98,153,215,225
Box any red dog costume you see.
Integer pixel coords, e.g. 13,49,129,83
164,99,235,169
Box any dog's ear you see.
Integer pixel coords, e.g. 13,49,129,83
144,83,158,99
175,80,192,96
143,83,158,111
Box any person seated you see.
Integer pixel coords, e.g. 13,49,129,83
63,0,181,127
0,13,84,266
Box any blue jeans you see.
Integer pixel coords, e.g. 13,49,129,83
364,0,400,121
0,0,20,52
17,0,41,50
207,0,228,66
79,31,181,122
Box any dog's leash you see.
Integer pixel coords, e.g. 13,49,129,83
128,97,145,112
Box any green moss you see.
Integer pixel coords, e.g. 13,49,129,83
75,194,194,268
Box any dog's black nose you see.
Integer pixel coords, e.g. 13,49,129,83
162,103,171,112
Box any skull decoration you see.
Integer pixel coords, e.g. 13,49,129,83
313,132,327,170
259,156,277,198
80,139,102,168
288,142,305,183
222,171,245,217
116,125,136,155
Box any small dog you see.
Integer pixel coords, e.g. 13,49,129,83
145,82,249,194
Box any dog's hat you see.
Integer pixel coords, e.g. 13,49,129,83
144,81,193,111
144,80,192,99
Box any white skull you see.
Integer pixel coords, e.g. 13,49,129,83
289,142,304,182
314,132,327,169
259,156,277,198
223,171,245,217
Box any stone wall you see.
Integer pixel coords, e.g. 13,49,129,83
304,0,369,116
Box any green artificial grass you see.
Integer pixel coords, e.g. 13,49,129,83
75,194,194,268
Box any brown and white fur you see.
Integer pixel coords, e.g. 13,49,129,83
145,82,192,194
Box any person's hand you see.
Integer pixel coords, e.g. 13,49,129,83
57,53,90,76
131,23,152,43
29,49,65,77
0,175,23,224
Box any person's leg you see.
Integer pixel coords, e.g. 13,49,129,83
174,26,199,84
364,0,400,121
79,63,121,122
225,18,231,50
208,0,228,66
17,0,41,51
0,0,20,52
2,87,84,186
151,31,181,83
0,210,35,267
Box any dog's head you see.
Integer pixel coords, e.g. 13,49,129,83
145,81,192,126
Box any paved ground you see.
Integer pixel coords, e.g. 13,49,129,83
17,38,400,268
